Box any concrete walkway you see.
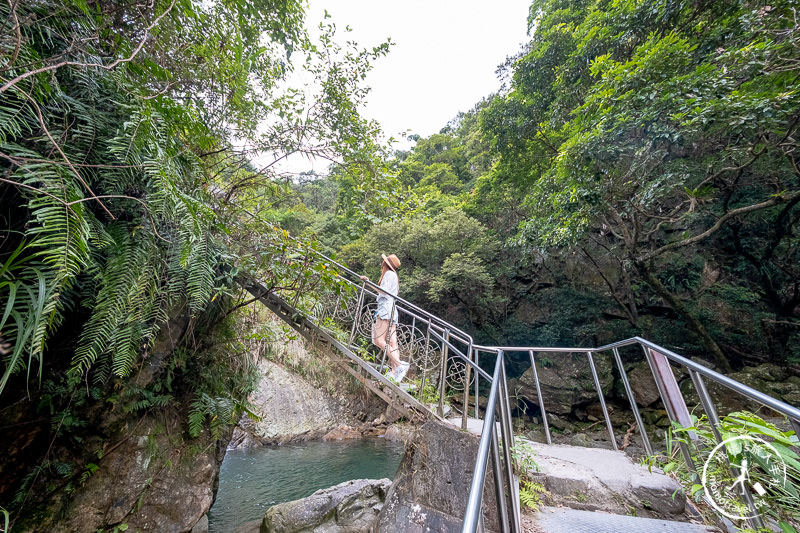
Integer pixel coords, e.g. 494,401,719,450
446,416,712,526
521,440,689,518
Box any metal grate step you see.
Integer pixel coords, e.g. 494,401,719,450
533,507,718,533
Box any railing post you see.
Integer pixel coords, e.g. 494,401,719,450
689,370,723,442
642,345,697,473
348,282,366,346
463,353,503,533
612,347,652,456
438,329,450,418
689,370,765,530
587,351,618,450
474,348,480,419
420,321,432,402
499,358,521,533
792,418,800,439
527,350,552,445
491,420,511,533
462,342,474,431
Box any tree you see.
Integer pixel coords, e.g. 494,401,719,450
482,0,800,371
0,0,391,389
340,207,508,336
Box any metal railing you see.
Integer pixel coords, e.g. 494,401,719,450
462,349,521,533
232,228,800,533
460,338,800,531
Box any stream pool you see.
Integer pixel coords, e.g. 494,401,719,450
207,438,406,532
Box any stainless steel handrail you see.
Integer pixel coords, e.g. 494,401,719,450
463,350,520,533
230,207,799,532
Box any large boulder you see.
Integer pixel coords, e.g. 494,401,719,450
260,478,391,533
626,360,662,408
511,352,615,415
375,419,501,533
231,360,346,446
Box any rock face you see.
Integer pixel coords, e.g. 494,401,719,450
28,415,229,533
511,352,614,415
375,420,500,533
260,478,391,533
705,363,800,414
8,312,228,533
231,360,347,446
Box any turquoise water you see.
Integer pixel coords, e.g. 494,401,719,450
207,439,406,532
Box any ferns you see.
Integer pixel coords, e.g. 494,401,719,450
0,0,222,393
519,480,549,511
188,393,236,439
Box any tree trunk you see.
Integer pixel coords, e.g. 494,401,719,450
638,264,733,373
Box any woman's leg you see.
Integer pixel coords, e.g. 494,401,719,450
373,318,400,371
386,323,401,369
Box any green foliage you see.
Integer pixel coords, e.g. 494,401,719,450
519,480,549,511
0,1,393,528
339,207,508,332
188,393,236,439
12,460,74,508
646,411,800,528
511,438,540,478
476,0,800,366
512,439,549,511
0,0,246,391
0,0,392,392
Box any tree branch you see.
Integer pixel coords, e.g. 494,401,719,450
0,0,177,94
639,190,800,263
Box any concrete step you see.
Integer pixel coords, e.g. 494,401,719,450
531,507,718,533
520,439,697,521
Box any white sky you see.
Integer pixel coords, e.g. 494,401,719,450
305,1,533,143
266,1,532,175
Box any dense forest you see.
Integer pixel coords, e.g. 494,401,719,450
272,0,800,374
1,0,799,528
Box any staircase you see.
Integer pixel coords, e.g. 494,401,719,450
240,249,800,533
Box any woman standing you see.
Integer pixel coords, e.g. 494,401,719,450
361,254,409,382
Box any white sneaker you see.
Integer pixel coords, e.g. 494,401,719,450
395,362,410,382
385,368,400,383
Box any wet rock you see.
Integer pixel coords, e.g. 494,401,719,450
261,478,391,533
547,414,575,433
574,401,613,421
382,403,405,425
232,520,262,533
191,514,209,532
323,425,362,441
382,423,417,443
569,433,593,447
233,360,345,446
525,428,548,444
34,417,230,533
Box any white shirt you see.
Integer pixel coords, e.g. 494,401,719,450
376,270,399,323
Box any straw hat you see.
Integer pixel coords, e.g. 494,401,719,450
381,253,401,272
